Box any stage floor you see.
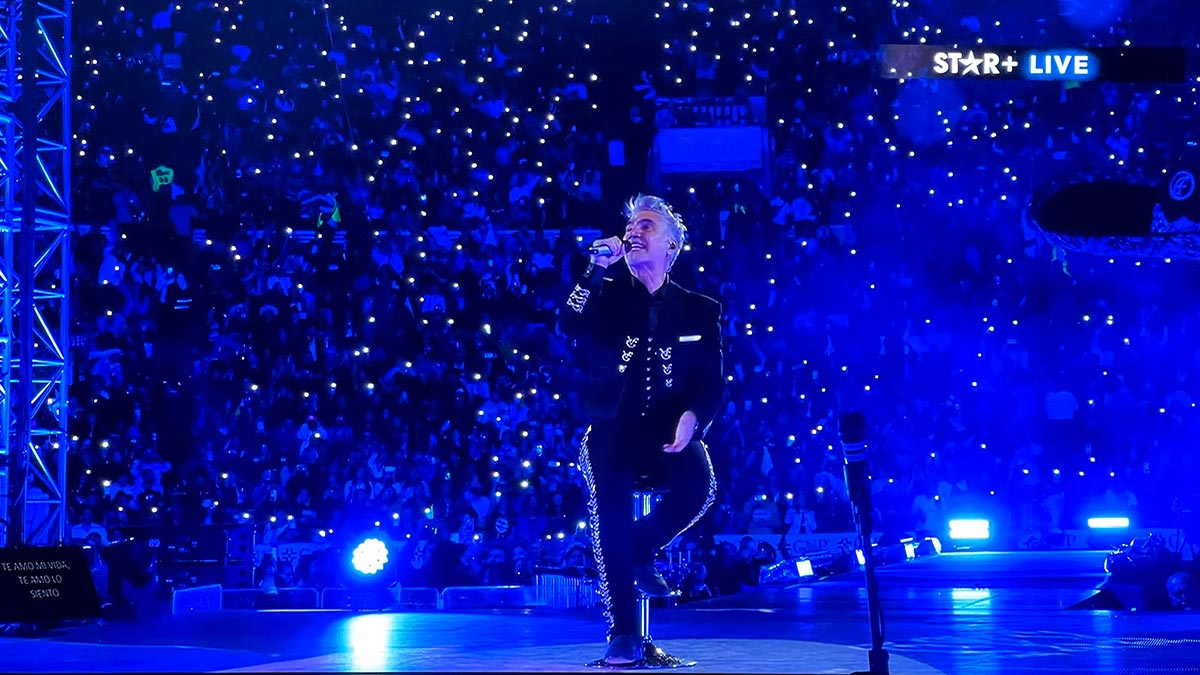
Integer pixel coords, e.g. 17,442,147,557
5,550,1199,674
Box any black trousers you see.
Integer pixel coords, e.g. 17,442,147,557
580,418,717,639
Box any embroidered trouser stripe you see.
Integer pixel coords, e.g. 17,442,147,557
580,427,619,638
583,424,718,638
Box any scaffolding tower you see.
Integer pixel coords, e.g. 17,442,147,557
0,0,72,547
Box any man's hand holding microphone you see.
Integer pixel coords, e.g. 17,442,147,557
588,236,627,268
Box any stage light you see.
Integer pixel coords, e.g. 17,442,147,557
758,555,816,584
1088,517,1130,529
795,559,814,577
915,537,942,557
352,538,389,575
948,519,991,541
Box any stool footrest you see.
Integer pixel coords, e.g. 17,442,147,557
642,641,698,669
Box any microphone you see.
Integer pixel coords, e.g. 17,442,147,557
840,412,868,461
838,412,871,515
589,239,628,257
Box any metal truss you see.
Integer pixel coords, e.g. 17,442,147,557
0,0,72,547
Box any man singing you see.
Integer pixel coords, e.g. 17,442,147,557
562,194,724,665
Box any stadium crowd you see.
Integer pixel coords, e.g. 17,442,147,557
64,0,1200,594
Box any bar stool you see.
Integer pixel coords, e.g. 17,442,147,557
589,483,696,669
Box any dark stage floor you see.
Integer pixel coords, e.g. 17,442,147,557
4,550,1196,674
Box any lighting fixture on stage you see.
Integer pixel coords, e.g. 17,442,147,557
873,540,911,566
915,537,942,557
795,558,814,577
351,538,390,575
948,519,991,541
758,556,816,585
1087,516,1130,529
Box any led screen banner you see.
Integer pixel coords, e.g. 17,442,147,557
655,126,768,174
0,546,101,622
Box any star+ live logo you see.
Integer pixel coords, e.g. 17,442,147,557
931,50,1020,77
881,44,1184,83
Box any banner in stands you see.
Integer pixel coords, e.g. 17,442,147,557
0,546,101,622
255,542,327,567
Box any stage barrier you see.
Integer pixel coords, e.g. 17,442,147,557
219,587,320,610
172,584,222,615
535,573,599,609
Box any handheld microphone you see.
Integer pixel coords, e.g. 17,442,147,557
588,240,629,257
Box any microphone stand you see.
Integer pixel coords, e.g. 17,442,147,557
840,413,889,675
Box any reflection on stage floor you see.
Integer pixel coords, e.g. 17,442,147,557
4,551,1197,674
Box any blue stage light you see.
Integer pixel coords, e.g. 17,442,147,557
948,519,991,541
1087,516,1130,529
795,558,814,578
352,538,389,575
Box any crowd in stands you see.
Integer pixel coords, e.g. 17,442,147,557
65,0,1200,594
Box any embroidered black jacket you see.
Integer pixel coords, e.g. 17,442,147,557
562,265,724,440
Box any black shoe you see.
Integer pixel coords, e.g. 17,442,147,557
603,633,642,666
634,563,673,597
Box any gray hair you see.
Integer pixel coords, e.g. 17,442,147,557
623,194,688,268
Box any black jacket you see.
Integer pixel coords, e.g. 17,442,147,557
562,265,724,439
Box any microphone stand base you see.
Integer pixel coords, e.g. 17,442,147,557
848,648,889,675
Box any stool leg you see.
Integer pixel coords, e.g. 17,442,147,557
586,490,696,669
633,592,698,669
638,595,651,641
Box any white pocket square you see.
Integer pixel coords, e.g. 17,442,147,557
679,335,702,343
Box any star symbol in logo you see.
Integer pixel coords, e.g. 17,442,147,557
960,50,983,75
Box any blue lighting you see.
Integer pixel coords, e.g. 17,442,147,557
352,538,390,575
948,519,991,541
1087,516,1130,529
951,588,991,602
